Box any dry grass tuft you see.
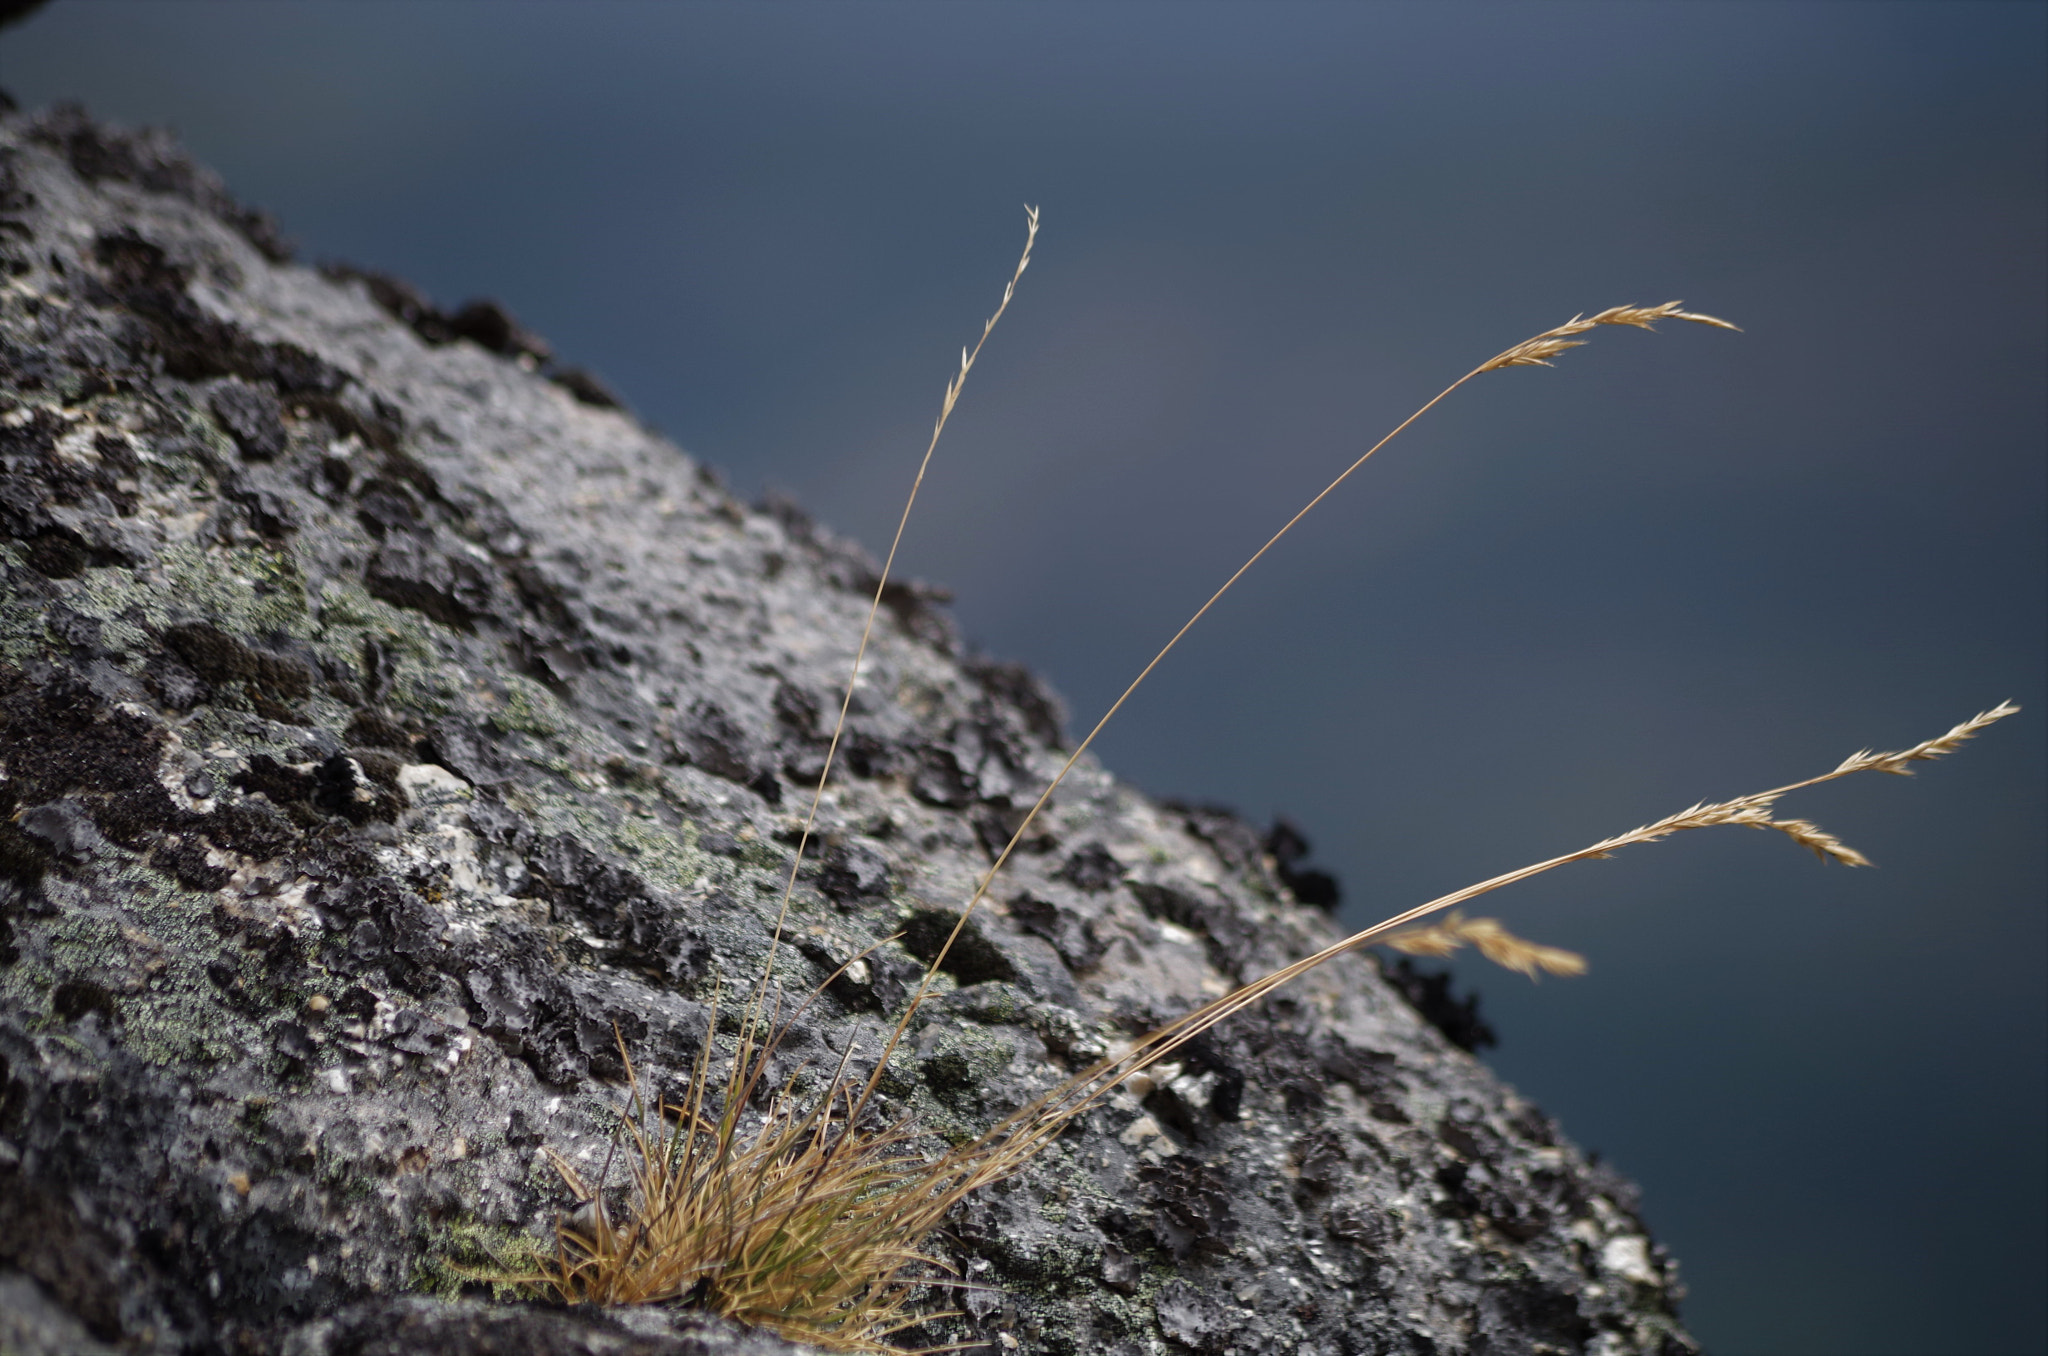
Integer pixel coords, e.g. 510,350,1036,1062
529,987,1078,1349
521,228,2013,1348
535,1018,955,1350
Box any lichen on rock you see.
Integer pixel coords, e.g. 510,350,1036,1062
0,103,1695,1354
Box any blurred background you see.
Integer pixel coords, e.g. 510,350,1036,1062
5,4,2041,1352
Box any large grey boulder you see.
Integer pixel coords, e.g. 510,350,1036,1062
0,103,1694,1355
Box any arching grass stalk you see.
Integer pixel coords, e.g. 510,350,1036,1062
934,701,2017,1194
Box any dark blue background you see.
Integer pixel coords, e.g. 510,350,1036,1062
7,4,2042,1352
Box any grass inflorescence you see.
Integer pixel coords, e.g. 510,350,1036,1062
525,213,2015,1350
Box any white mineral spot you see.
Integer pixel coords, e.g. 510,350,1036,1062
429,825,482,892
321,1068,350,1096
1123,1069,1160,1098
398,763,472,805
1119,1115,1166,1148
1600,1234,1657,1284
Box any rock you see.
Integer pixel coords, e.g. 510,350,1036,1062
277,1298,801,1356
0,103,1695,1355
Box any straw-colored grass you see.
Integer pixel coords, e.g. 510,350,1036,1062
527,216,2014,1350
533,998,974,1350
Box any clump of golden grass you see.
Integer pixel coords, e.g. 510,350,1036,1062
535,996,962,1350
529,215,2014,1349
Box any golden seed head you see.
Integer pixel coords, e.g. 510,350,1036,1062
1479,300,1740,373
1384,911,1588,979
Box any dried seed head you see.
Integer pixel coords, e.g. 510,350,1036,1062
1485,337,1589,370
1382,920,1462,958
1833,701,2020,777
1580,302,1742,332
1383,911,1587,978
1479,300,1740,372
1757,816,1874,868
1461,916,1590,978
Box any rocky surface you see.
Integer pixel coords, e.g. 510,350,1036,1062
0,103,1695,1355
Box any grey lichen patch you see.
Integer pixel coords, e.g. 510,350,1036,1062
313,1139,382,1205
916,1020,1020,1122
0,949,58,1031
1007,1229,1099,1294
917,980,1031,1030
62,570,158,659
116,956,252,1069
410,1218,552,1303
151,539,314,637
311,576,456,712
603,812,707,897
1074,1283,1172,1344
483,672,567,738
104,868,282,1067
312,577,438,660
726,833,793,878
40,905,126,968
516,782,717,905
0,564,50,666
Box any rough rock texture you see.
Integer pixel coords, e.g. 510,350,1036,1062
0,104,1696,1356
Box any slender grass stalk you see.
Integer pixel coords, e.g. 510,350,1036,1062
750,206,1038,1026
